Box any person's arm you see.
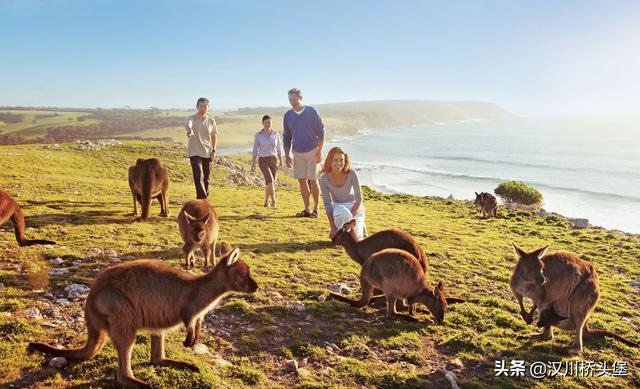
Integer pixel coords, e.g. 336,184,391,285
210,118,218,160
251,133,259,171
276,133,284,167
319,177,337,236
283,114,293,168
350,170,362,215
185,116,194,137
313,108,326,163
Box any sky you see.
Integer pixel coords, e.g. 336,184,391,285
1,0,639,115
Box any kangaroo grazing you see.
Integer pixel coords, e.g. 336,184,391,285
128,158,170,223
331,219,428,313
0,189,55,247
510,243,639,354
29,247,258,389
474,192,498,218
178,199,219,269
329,248,455,323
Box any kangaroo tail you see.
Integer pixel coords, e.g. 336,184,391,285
10,208,55,246
585,325,639,347
29,325,107,360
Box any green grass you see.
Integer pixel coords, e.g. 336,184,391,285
0,141,639,388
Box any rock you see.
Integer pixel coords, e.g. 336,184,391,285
304,314,313,322
440,368,461,389
50,257,65,265
24,307,42,319
72,260,82,266
44,293,54,299
110,258,122,263
447,358,464,370
568,218,589,228
539,208,548,216
103,248,118,258
291,301,306,312
285,359,299,373
265,291,283,300
329,283,352,295
48,357,68,369
0,283,4,289
192,343,210,355
85,248,102,257
67,291,85,299
630,281,640,293
317,295,326,302
123,255,135,260
211,357,232,367
55,298,70,305
291,277,303,283
64,284,90,296
49,268,70,276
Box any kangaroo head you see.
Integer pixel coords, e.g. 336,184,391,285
221,247,259,294
184,211,210,242
412,281,448,324
512,243,549,286
474,192,484,209
331,219,357,245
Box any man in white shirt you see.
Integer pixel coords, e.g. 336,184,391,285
185,97,217,199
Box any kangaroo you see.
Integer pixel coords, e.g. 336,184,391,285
474,192,498,218
29,247,258,389
178,199,219,269
0,189,55,247
510,243,639,354
329,248,456,323
331,219,429,313
128,158,170,223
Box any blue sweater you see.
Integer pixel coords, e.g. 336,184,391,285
283,106,325,153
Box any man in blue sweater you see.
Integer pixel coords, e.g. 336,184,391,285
283,88,325,218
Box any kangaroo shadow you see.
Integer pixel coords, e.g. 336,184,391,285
237,240,333,254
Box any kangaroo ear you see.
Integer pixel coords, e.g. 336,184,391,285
434,281,445,298
200,213,210,224
184,211,195,223
226,247,240,267
512,243,526,258
532,245,549,258
475,192,479,196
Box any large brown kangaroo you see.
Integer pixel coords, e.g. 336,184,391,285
510,243,639,354
178,199,219,270
331,219,429,313
0,189,55,247
330,248,454,323
128,158,170,223
29,247,258,388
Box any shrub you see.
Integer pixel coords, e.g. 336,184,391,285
494,181,543,206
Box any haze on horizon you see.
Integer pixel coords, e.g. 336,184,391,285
1,0,639,117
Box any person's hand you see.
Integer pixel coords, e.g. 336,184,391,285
250,163,256,173
277,159,282,168
330,225,338,239
285,155,293,168
314,150,322,164
186,129,194,137
209,151,216,162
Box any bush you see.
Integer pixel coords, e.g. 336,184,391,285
494,181,543,206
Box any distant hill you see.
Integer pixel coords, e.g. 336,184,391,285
0,100,512,147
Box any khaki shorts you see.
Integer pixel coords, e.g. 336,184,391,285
293,148,320,180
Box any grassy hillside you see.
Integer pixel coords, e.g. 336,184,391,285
0,142,639,388
0,100,512,148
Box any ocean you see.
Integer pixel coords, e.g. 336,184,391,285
326,117,640,233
